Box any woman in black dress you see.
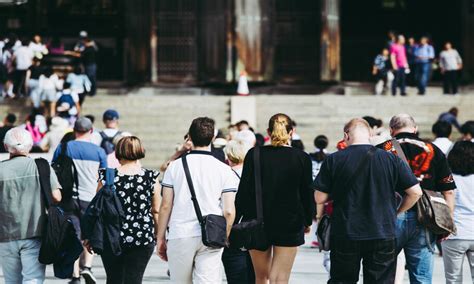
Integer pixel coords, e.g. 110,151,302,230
235,113,315,284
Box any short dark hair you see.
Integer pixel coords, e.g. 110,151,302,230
63,81,71,89
189,117,215,147
5,113,16,125
115,136,146,161
314,135,329,150
432,121,452,138
461,121,474,137
448,141,474,176
84,114,95,124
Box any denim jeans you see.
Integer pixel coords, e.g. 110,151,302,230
101,243,154,284
329,238,396,284
396,211,435,284
392,68,406,95
416,62,431,94
222,247,255,284
0,238,45,284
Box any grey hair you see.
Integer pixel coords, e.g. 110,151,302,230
389,114,417,130
3,127,33,155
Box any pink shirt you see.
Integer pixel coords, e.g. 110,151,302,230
390,44,408,68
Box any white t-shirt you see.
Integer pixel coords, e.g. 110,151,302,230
13,46,34,70
161,151,239,240
449,174,474,240
91,128,122,146
432,137,453,156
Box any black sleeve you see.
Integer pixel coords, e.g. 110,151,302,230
396,157,419,194
312,157,333,194
432,146,456,192
235,149,254,221
300,153,316,227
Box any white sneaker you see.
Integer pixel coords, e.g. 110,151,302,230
80,268,97,284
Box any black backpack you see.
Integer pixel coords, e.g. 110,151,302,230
35,158,83,278
51,142,79,211
100,131,122,155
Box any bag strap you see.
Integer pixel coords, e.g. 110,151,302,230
390,138,409,165
253,146,264,221
60,141,80,198
35,158,53,209
105,168,116,192
339,146,377,193
182,154,204,225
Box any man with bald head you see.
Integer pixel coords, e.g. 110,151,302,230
314,118,422,284
384,114,456,283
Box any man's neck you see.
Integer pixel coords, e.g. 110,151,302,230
193,146,211,152
349,140,371,146
75,134,90,142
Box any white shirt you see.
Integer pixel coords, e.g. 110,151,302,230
28,42,48,58
449,174,474,240
432,137,453,156
161,151,239,240
39,74,61,91
13,46,34,70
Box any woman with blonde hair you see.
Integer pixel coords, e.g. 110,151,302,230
235,113,315,284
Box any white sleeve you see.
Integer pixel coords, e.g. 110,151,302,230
222,167,239,193
161,162,175,188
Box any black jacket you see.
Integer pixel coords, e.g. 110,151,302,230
81,168,124,256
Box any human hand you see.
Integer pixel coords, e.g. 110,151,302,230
157,238,168,261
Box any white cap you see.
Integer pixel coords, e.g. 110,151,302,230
79,30,88,38
4,127,33,156
234,129,256,149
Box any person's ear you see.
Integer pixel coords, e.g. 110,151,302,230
414,126,419,134
343,132,350,142
289,129,294,137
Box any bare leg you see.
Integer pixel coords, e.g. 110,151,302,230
250,248,272,284
394,250,406,284
269,246,297,284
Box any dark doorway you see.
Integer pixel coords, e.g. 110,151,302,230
274,0,320,83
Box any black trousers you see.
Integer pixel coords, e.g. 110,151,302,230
13,70,27,96
329,238,396,284
222,248,255,284
101,244,154,284
443,70,458,94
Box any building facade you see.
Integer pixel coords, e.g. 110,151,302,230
1,0,473,85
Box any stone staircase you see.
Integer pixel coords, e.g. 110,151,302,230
80,95,230,169
255,93,474,152
1,90,473,169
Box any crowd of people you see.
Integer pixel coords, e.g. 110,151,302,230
373,31,463,96
0,31,98,109
0,104,473,284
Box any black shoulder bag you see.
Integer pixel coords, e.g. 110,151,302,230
391,139,456,235
230,146,269,251
182,154,228,249
316,147,377,251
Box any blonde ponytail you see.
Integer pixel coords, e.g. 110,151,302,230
268,113,292,147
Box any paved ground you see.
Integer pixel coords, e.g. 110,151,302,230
1,245,471,283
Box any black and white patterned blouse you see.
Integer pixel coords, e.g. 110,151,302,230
99,168,159,247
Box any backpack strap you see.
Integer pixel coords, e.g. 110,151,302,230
99,131,108,140
35,158,53,209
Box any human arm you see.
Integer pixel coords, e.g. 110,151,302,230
49,169,62,203
313,158,332,207
156,186,174,261
159,138,192,172
301,154,316,228
152,179,162,240
222,192,236,238
397,184,422,214
455,50,463,69
391,53,398,70
442,190,455,216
